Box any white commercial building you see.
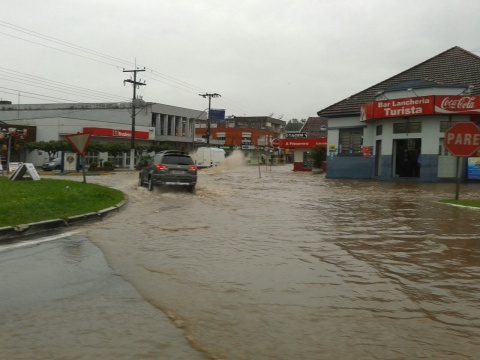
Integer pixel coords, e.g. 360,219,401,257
317,46,480,182
0,101,207,168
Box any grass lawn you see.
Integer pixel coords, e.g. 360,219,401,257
0,177,125,227
439,199,480,208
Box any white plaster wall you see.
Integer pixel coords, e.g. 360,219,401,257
371,114,473,156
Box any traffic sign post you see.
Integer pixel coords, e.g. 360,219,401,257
444,122,480,199
66,133,92,183
444,122,480,157
271,138,281,148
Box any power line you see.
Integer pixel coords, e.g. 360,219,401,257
0,75,127,103
0,21,264,117
123,67,146,153
0,66,129,102
0,20,134,67
0,86,94,103
199,93,221,145
0,30,128,69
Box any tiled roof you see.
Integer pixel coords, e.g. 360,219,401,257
317,46,480,117
300,117,328,138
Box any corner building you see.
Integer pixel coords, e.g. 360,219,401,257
317,46,480,182
0,101,206,168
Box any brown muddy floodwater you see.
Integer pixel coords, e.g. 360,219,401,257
8,151,480,359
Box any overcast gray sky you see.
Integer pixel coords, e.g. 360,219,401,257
2,0,480,121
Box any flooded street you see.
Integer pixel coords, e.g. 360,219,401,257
84,153,480,359
3,152,480,359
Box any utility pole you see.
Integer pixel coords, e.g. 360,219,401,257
199,93,221,145
124,67,146,169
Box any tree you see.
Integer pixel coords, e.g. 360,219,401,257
103,143,130,159
147,144,173,153
286,119,306,132
26,140,71,159
310,145,327,168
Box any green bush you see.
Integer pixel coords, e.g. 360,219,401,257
136,155,151,168
310,145,327,168
103,161,113,167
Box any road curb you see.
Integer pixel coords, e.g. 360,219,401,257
0,197,129,242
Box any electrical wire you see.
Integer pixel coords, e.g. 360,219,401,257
0,20,270,118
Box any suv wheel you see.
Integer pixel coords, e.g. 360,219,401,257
148,178,154,191
138,176,143,187
188,185,196,194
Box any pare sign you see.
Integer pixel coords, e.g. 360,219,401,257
444,122,480,156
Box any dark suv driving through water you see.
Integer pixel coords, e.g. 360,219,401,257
138,150,197,192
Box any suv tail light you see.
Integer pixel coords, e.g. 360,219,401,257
155,164,167,169
189,165,197,171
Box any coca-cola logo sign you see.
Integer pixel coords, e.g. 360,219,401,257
435,96,480,114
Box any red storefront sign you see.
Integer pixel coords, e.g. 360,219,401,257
362,96,435,120
361,95,480,121
281,138,327,149
83,127,150,139
435,96,480,114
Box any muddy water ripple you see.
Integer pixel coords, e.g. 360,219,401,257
81,154,480,359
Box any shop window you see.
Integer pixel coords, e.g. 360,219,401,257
338,128,363,155
303,151,312,168
440,121,455,132
83,151,97,166
107,156,123,166
393,122,421,134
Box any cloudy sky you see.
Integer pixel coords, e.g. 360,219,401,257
1,0,480,121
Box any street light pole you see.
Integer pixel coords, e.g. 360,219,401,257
199,93,221,146
124,67,146,169
191,108,209,151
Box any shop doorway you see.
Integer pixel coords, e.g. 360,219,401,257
393,139,421,178
375,140,382,176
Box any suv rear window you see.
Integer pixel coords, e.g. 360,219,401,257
162,155,194,165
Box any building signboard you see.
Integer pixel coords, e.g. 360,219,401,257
209,109,226,120
434,96,480,114
281,138,327,149
361,96,434,120
286,133,307,138
83,127,151,139
467,157,480,180
361,95,480,121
